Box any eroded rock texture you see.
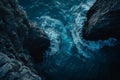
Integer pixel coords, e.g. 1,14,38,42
83,0,120,80
83,0,120,40
0,0,50,79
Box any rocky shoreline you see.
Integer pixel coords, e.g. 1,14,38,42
0,0,50,79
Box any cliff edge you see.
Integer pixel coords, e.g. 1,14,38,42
0,0,50,80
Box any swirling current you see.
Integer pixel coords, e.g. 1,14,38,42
19,0,117,80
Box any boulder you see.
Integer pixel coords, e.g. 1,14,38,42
82,0,120,40
82,0,120,79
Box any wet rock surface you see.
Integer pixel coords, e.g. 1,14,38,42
83,0,120,41
0,53,41,80
0,0,50,79
24,23,50,63
83,0,120,80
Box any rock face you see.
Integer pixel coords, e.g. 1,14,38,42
23,23,50,63
82,0,120,80
83,0,120,40
0,0,50,79
0,52,41,80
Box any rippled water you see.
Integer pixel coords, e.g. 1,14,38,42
19,0,117,80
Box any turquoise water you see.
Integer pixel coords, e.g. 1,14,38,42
19,0,117,80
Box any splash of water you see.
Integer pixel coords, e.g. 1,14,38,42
19,0,117,79
38,0,117,58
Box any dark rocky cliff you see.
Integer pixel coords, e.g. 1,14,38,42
83,0,120,80
0,0,50,80
83,0,120,40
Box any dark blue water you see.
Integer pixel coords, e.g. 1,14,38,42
19,0,117,80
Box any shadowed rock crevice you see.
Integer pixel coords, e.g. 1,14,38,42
24,23,50,63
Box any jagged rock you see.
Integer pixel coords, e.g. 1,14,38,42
0,53,41,80
0,0,50,80
0,52,11,66
82,0,120,79
24,23,50,63
82,0,120,40
0,63,12,78
18,66,41,80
